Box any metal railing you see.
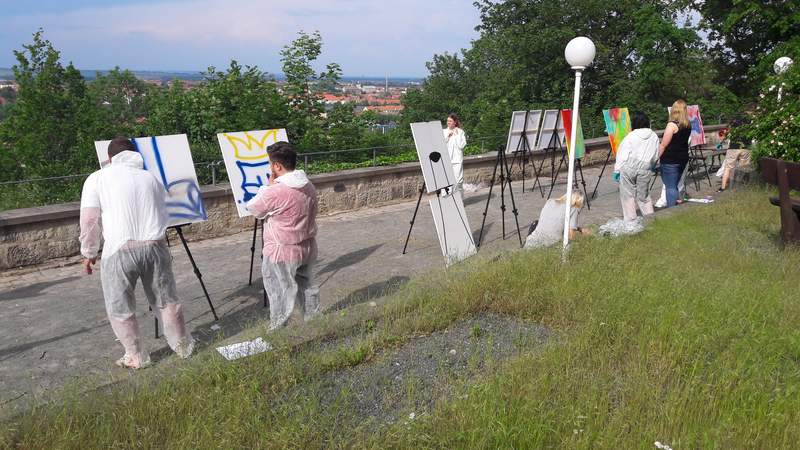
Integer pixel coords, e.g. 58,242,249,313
193,134,507,186
0,134,508,210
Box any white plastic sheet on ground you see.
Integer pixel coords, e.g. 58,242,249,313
216,337,272,361
598,217,645,237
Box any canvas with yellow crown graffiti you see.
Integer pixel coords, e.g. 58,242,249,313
217,129,289,217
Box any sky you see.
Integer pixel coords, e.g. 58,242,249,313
0,0,482,77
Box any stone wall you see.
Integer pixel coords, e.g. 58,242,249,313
0,124,727,270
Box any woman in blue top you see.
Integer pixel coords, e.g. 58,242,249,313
658,100,692,207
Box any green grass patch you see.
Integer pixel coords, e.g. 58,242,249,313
2,187,800,448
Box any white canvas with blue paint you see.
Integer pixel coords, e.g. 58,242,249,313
94,134,208,227
216,129,288,218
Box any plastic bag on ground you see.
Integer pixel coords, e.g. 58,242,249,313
598,217,645,237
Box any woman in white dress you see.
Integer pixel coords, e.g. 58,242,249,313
443,113,467,191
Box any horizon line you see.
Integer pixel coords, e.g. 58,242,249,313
0,66,427,80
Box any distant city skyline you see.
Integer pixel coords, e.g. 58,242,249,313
0,0,481,77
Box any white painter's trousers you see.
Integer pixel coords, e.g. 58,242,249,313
261,242,320,331
101,240,194,365
619,168,654,222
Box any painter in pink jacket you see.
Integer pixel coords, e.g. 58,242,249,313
246,142,320,331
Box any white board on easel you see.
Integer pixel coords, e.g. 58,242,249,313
429,190,477,265
536,109,565,150
411,121,457,193
506,110,543,153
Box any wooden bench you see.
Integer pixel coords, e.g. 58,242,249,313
760,157,800,244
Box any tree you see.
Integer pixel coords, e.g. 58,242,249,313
87,68,150,131
694,0,800,96
280,31,342,149
0,30,88,182
401,0,740,146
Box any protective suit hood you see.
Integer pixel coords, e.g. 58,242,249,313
630,128,656,140
276,169,310,188
110,150,145,170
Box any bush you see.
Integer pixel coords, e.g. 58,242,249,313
744,62,800,162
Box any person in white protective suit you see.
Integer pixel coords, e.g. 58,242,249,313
524,191,590,249
443,113,467,192
80,138,194,369
612,111,660,222
246,141,320,331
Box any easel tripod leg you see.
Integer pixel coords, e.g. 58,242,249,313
501,149,523,247
591,149,612,199
577,160,591,210
402,185,426,255
547,150,567,200
248,218,258,286
175,227,219,321
259,220,268,309
150,306,159,339
477,154,500,248
531,152,546,196
500,170,507,239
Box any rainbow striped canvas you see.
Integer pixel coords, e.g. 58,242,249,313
602,108,632,156
560,109,585,159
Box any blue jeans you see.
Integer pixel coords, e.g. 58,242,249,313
660,162,686,207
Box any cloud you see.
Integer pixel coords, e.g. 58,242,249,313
0,0,480,76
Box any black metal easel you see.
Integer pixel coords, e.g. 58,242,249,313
174,226,218,320
402,185,426,254
401,148,474,256
508,111,544,196
531,122,564,198
541,129,592,210
155,225,219,338
477,146,523,248
589,147,613,199
247,217,269,309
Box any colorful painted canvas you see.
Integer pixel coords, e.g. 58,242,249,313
667,105,706,147
217,129,288,217
560,109,585,159
602,108,632,156
94,134,207,226
687,105,706,146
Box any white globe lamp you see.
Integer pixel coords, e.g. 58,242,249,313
774,56,793,75
565,37,596,70
562,37,595,255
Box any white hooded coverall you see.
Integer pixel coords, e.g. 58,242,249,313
443,127,466,191
80,150,194,368
246,170,320,331
614,128,660,222
524,199,580,249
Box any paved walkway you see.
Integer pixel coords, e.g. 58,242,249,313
0,164,719,413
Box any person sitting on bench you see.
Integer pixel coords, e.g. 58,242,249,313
718,117,752,192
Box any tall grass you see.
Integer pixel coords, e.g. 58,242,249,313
2,187,799,449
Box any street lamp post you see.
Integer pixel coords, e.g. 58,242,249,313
562,36,596,255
